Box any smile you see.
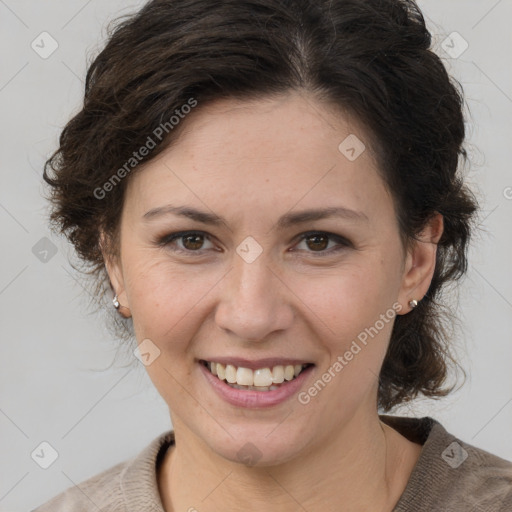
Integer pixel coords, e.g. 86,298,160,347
201,360,312,391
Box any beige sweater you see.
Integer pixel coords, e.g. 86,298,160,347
33,416,512,511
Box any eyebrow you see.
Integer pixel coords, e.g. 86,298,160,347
142,205,368,229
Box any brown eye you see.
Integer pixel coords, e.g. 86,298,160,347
158,231,215,253
305,233,329,251
293,231,351,255
181,233,205,250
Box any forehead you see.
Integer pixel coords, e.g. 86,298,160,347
165,92,372,166
124,92,392,224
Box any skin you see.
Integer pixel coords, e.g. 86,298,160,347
105,91,443,511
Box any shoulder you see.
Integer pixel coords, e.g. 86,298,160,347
445,434,512,511
32,459,127,512
32,430,174,512
383,415,512,511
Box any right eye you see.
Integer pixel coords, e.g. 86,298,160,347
158,231,216,254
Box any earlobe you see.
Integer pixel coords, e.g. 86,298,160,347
100,233,132,318
397,213,444,314
105,260,132,318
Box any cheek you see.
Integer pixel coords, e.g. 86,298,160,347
123,254,222,346
289,261,401,404
291,258,400,335
298,270,399,406
123,236,402,350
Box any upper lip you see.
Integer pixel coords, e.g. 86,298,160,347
199,357,313,370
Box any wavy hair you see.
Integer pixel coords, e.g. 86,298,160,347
44,0,478,410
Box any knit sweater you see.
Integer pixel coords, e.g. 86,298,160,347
33,415,512,511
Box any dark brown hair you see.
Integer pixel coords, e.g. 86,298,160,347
44,0,478,411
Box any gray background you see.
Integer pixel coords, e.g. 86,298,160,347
0,1,511,510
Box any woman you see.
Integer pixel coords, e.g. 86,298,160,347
34,0,512,510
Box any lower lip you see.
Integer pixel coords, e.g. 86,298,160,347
199,363,314,408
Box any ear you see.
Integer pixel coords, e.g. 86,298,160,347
397,213,444,314
100,232,132,318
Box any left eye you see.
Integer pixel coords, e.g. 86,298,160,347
292,231,350,254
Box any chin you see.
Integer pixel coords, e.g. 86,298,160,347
200,420,314,468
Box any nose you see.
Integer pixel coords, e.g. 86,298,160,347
214,255,294,342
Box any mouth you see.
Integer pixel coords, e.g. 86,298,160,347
200,360,314,392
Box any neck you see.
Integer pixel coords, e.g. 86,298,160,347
158,413,421,512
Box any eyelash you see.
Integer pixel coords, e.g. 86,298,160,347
157,230,352,257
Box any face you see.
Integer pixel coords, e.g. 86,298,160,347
107,92,434,465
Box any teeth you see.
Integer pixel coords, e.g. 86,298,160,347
225,364,237,384
272,365,285,384
236,367,253,386
229,383,271,391
284,365,295,381
205,361,308,389
216,363,226,380
254,368,273,387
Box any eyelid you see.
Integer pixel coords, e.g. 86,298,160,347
291,231,353,253
293,230,351,244
156,230,216,250
156,229,353,255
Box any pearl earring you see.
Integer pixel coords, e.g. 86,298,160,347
408,299,418,309
113,295,120,309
